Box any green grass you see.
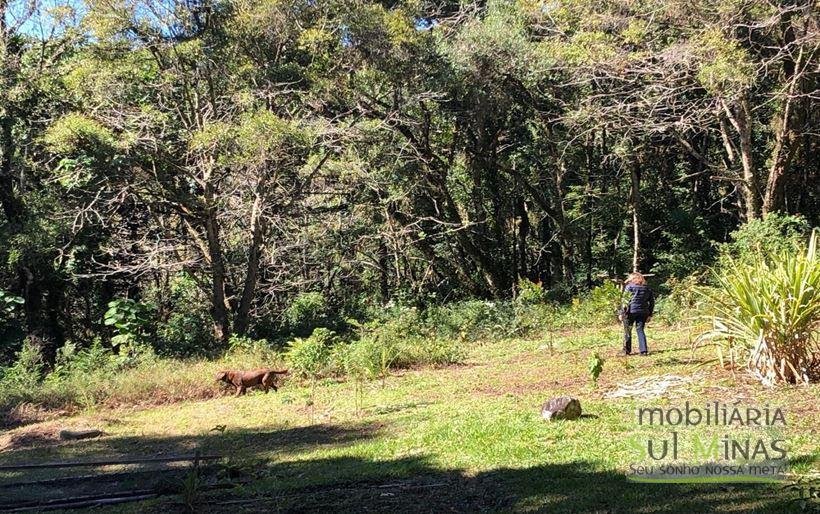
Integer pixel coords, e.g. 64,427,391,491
0,323,817,512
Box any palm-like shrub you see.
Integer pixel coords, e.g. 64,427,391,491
698,230,820,385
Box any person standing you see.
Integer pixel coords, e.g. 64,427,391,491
621,272,654,356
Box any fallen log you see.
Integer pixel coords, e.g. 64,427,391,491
58,429,103,441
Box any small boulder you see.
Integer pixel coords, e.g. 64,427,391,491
541,397,582,421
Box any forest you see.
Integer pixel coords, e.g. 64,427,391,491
1,0,818,361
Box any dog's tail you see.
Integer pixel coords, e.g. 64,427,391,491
269,369,289,375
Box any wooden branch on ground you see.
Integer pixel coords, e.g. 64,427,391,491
1,489,158,510
0,468,191,489
0,454,221,471
5,494,160,512
0,480,244,512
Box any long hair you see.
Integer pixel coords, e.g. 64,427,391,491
625,272,647,286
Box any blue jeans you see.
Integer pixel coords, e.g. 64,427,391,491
624,313,648,354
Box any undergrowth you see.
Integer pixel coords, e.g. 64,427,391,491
0,282,690,421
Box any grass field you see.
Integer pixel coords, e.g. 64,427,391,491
1,323,818,512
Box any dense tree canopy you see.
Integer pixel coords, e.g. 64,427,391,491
1,0,818,361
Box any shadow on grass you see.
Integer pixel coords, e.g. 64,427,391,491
0,423,384,509
0,422,807,513
213,455,803,513
0,422,383,466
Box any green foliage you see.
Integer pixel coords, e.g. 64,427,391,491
422,302,515,341
0,339,44,391
104,298,151,334
721,213,811,264
226,334,280,366
228,334,268,353
650,212,717,279
588,352,604,387
180,458,202,511
694,29,756,95
158,310,216,357
698,230,820,385
49,340,116,379
334,306,469,383
655,274,705,325
284,292,330,336
516,278,547,305
104,298,153,352
155,274,217,357
446,1,530,75
42,112,115,154
342,336,402,383
287,328,336,379
0,290,24,319
566,282,623,327
397,337,466,368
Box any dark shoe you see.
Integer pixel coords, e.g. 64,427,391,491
640,352,649,356
622,350,632,356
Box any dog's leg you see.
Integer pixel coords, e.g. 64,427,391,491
236,385,246,396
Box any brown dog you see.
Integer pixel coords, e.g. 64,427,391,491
216,369,288,396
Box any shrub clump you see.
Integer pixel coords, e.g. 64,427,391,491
286,327,336,379
284,292,332,337
699,229,820,385
720,213,811,264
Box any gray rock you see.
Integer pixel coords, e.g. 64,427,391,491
541,397,582,421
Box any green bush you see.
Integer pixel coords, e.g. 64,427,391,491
286,327,336,379
49,340,117,380
159,310,217,357
563,281,622,327
423,301,515,341
516,278,548,305
397,337,465,367
699,229,820,385
284,292,330,336
343,306,468,378
225,334,280,367
655,274,706,325
514,302,559,335
0,339,44,392
721,213,810,263
0,290,24,319
342,336,402,383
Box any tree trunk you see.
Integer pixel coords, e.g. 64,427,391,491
553,164,574,283
630,163,641,273
203,210,230,344
0,106,24,223
515,196,529,281
763,16,803,215
233,195,265,336
378,236,390,303
19,266,64,366
721,97,761,220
